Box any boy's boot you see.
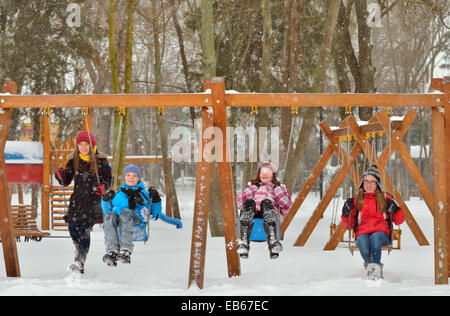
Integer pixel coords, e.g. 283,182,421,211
118,249,132,264
103,251,118,267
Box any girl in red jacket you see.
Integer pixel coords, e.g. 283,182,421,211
341,165,405,279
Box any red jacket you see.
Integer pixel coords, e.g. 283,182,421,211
341,192,405,238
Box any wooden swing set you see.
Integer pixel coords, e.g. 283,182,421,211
0,77,448,288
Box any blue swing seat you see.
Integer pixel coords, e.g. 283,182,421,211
117,223,148,242
236,217,281,242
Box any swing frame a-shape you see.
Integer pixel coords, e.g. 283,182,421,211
0,77,448,287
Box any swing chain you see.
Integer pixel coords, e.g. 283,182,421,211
117,107,126,116
345,106,352,115
82,107,91,116
291,106,299,116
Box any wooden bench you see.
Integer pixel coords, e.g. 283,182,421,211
10,205,50,241
330,224,401,254
348,229,401,255
51,186,73,231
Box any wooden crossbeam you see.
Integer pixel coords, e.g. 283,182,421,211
330,121,402,137
0,93,441,109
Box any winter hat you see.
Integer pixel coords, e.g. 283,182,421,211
123,164,141,182
257,162,278,178
360,164,381,189
76,131,96,148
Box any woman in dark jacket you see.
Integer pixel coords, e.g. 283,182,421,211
55,131,111,274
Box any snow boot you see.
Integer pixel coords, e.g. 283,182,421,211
103,251,118,267
264,221,283,259
237,220,253,259
117,249,131,264
261,199,282,259
367,263,382,281
237,199,256,259
68,254,86,274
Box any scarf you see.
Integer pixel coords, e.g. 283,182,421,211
78,146,97,162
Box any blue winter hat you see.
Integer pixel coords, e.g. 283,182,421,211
123,164,141,181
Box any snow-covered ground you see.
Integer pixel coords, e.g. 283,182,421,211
0,186,449,296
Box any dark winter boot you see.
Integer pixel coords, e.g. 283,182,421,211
237,199,256,259
264,221,283,259
68,253,86,274
117,249,132,264
261,199,282,259
237,220,253,259
103,251,118,267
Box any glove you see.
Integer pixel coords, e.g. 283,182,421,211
342,198,354,217
102,190,116,202
121,188,146,210
94,184,106,196
63,214,68,223
148,186,161,203
55,169,65,185
386,198,400,215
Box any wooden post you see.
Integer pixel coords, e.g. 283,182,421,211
444,77,450,278
430,77,450,282
41,115,51,230
0,81,21,277
188,81,214,289
432,106,447,284
210,77,240,278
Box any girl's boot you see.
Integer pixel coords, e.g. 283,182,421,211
237,199,255,258
261,199,282,259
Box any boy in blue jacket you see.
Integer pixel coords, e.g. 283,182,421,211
102,164,162,266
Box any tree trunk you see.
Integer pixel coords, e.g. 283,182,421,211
284,0,342,194
152,0,181,219
109,0,135,190
354,0,376,120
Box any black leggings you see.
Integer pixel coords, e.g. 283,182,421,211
68,222,95,259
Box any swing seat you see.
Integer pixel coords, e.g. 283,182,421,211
117,223,148,242
348,229,402,256
236,217,281,242
101,200,149,242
